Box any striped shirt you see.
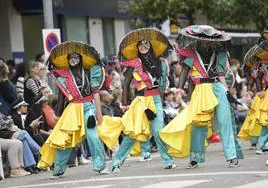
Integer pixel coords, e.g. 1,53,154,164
16,77,24,96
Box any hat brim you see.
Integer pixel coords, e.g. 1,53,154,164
35,96,48,104
244,44,268,68
50,41,100,69
13,101,29,109
176,25,231,50
118,28,173,60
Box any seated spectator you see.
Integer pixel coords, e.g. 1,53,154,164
234,87,253,128
100,90,114,116
41,86,51,98
0,138,30,177
11,96,29,130
39,90,58,129
25,94,50,146
24,60,42,105
163,90,180,120
0,112,40,174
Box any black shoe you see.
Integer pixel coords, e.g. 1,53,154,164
25,166,39,174
229,159,240,168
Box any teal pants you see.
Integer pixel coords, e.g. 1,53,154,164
53,102,106,176
141,140,151,158
257,126,268,150
190,82,238,163
230,107,244,159
112,95,173,168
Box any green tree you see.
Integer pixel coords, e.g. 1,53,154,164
129,0,200,27
129,0,268,31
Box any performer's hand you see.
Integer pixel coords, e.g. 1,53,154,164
68,94,73,101
256,91,265,99
96,113,103,125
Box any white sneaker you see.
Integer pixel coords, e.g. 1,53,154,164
98,167,110,175
10,169,30,177
112,167,120,173
266,160,268,166
256,150,263,155
138,156,152,162
79,156,92,165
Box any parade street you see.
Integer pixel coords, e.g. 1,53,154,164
2,142,268,188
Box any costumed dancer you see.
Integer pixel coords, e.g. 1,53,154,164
98,28,176,173
238,30,268,154
160,25,241,168
37,41,109,177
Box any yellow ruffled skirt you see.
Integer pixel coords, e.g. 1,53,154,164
239,89,268,140
97,96,156,155
159,83,218,158
38,103,85,169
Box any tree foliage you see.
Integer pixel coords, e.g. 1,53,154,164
129,0,268,31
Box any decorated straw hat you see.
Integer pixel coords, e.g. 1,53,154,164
244,30,268,68
176,25,231,50
118,28,173,60
49,41,100,69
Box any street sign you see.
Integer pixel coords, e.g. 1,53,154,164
42,29,61,56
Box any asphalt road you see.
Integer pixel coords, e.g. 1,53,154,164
1,142,268,188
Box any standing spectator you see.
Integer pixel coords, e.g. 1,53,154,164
0,60,18,115
108,60,122,93
24,60,42,105
38,62,51,90
168,61,181,87
14,63,26,96
100,90,114,160
5,60,16,82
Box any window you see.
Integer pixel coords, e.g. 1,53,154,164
102,18,116,56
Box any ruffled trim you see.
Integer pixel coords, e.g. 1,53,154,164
160,83,217,158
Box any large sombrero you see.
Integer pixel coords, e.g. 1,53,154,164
118,28,173,60
176,25,231,50
49,41,100,69
243,31,268,68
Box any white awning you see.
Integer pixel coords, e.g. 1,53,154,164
226,32,260,38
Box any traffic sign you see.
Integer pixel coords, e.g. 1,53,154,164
42,29,61,56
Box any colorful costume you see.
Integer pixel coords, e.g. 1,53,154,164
160,25,241,167
98,28,175,171
37,41,107,176
238,31,268,152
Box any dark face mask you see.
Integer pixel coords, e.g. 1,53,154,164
137,41,162,79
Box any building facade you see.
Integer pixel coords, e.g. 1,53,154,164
0,0,131,63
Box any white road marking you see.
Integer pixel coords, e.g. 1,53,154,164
141,180,212,188
9,171,268,188
73,185,113,188
233,179,268,188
